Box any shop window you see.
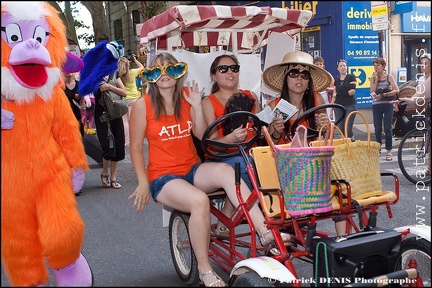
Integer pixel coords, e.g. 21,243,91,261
132,10,140,27
301,26,322,58
114,18,123,40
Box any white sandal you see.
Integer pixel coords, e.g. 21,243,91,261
199,270,226,287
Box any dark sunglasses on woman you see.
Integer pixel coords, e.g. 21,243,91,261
216,64,240,73
287,69,311,80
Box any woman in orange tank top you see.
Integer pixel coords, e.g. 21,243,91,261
202,55,263,237
128,53,290,287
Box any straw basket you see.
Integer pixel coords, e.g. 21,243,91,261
312,112,383,200
263,126,334,217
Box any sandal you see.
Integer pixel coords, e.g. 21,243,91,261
211,223,230,239
110,179,122,189
259,230,291,256
385,154,392,161
199,270,226,287
101,174,110,188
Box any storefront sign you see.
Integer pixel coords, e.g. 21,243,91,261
402,6,431,33
371,1,389,31
344,2,379,108
394,1,414,14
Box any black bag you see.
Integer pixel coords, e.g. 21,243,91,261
99,73,128,122
311,228,401,287
82,134,103,165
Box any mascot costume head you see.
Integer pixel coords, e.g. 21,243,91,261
1,2,92,286
79,40,124,96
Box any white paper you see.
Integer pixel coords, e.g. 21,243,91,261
255,98,298,124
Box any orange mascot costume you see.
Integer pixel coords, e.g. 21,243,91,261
1,2,92,286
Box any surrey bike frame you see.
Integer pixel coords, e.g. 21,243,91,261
169,109,430,287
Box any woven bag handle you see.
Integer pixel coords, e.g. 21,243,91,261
344,111,372,154
262,126,277,155
316,123,346,146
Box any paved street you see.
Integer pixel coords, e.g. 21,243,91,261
1,111,430,287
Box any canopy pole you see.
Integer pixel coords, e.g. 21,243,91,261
232,32,238,56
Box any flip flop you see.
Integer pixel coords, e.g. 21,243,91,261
386,154,392,161
110,179,122,189
101,174,110,187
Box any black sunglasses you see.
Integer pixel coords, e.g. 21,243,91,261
216,64,240,73
287,69,311,80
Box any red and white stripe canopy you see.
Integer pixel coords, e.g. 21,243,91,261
140,5,313,50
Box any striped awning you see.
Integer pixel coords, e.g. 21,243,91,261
140,5,313,50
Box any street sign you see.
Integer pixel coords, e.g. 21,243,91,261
371,1,389,31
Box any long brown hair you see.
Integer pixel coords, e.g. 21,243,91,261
280,67,317,135
147,53,185,120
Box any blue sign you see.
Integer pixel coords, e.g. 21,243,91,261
394,1,414,14
342,2,379,108
402,6,431,33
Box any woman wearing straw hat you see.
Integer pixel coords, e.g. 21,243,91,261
262,51,348,236
262,51,333,144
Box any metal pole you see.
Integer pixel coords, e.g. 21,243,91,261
378,30,384,58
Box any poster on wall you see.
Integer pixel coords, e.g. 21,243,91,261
342,2,380,108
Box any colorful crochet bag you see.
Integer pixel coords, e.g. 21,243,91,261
263,125,334,216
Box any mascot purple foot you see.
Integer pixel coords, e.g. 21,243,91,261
52,253,93,287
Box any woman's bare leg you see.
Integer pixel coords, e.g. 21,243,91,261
156,179,225,287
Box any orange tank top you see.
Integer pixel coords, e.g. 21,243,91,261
144,93,201,182
206,90,258,157
275,92,319,144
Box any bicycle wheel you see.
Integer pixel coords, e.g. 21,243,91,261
395,237,431,287
230,271,272,287
169,210,199,285
398,129,431,185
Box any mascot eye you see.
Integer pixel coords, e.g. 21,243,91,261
3,23,23,43
33,26,48,45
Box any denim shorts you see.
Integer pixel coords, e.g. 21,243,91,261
149,163,202,202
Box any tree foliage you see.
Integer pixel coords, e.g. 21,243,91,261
137,2,168,21
49,1,193,50
47,1,93,49
80,1,109,44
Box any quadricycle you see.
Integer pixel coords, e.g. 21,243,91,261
137,5,431,286
167,105,431,287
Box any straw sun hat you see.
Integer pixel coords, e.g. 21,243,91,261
263,51,332,92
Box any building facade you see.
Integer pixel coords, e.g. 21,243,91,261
107,1,430,108
195,1,431,108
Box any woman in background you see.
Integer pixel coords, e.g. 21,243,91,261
333,59,357,141
63,72,85,136
118,55,145,147
369,57,399,161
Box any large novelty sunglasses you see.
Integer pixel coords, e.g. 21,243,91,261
216,64,240,73
141,62,188,83
287,69,311,80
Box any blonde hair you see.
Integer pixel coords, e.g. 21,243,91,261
118,56,131,84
